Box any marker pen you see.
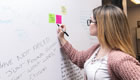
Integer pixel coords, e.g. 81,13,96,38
57,24,69,37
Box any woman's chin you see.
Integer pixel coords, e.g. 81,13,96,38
90,33,97,36
90,33,94,36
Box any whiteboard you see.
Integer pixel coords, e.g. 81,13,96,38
0,0,101,80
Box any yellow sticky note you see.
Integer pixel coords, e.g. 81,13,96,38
61,6,67,15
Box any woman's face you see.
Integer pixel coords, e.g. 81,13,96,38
89,15,97,36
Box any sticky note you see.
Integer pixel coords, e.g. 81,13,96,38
61,6,67,15
56,15,62,24
49,13,55,23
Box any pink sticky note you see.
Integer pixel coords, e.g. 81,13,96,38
56,15,62,24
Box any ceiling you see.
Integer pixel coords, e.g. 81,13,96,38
127,0,140,8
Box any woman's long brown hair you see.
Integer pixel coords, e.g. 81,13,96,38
93,5,136,58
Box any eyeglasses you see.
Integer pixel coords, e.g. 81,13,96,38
87,19,97,26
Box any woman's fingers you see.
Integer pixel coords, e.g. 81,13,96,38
60,24,66,32
57,24,67,40
57,27,61,33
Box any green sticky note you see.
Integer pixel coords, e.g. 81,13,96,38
49,14,55,23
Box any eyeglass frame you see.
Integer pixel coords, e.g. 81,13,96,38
87,19,97,26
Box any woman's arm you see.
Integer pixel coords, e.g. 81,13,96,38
57,25,99,68
61,41,99,68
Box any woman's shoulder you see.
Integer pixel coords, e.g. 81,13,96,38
108,50,139,65
108,50,140,79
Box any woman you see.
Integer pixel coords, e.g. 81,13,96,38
57,4,140,80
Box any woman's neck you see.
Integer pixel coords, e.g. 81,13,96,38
95,45,111,59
